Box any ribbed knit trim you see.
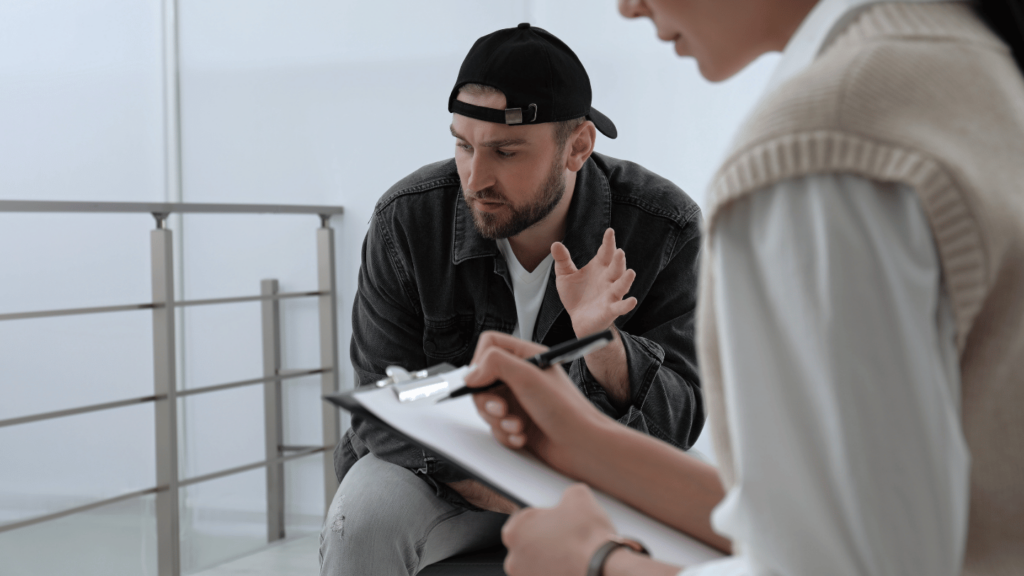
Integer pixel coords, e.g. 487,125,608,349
831,2,1005,52
707,130,987,351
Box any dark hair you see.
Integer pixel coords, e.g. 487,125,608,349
974,0,1024,73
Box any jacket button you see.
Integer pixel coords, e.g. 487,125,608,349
424,340,436,354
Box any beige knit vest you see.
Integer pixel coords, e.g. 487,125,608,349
698,4,1024,574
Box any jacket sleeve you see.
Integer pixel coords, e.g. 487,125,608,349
345,213,431,470
341,212,481,508
567,217,704,450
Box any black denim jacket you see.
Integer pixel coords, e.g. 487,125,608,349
335,153,704,507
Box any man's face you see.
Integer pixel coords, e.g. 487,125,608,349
451,90,567,240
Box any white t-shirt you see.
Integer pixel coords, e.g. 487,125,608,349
496,238,554,343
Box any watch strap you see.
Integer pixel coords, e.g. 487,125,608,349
585,537,649,576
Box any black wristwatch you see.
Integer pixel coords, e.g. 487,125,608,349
586,536,650,576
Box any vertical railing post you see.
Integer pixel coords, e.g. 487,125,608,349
151,214,180,576
316,216,341,512
261,279,285,542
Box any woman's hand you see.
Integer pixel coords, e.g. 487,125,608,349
465,331,609,477
501,483,617,576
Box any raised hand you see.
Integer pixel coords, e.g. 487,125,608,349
552,228,638,338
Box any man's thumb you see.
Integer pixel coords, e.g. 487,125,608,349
551,242,577,276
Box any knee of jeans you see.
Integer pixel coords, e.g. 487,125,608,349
323,490,413,549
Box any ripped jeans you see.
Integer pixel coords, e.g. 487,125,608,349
319,453,507,575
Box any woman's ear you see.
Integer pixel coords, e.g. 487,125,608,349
566,121,597,172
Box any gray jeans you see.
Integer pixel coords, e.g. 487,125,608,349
319,453,507,575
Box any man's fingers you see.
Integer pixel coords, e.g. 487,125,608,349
611,268,636,297
610,296,638,317
551,242,577,276
595,228,616,265
610,248,627,276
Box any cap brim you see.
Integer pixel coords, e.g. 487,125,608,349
587,107,617,139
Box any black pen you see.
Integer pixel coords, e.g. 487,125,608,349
444,329,615,401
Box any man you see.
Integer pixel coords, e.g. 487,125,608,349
319,23,704,575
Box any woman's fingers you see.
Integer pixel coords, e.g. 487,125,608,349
473,393,507,419
472,390,530,449
469,331,547,371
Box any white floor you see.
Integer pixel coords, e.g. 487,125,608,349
193,534,320,576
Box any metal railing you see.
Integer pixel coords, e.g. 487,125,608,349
0,200,345,576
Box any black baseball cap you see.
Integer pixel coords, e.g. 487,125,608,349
448,23,618,139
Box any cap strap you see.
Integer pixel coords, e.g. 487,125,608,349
451,100,538,126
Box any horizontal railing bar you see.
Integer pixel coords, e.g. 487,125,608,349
0,200,343,216
177,368,328,398
0,291,325,323
0,369,327,428
176,291,323,308
280,445,321,452
0,446,329,533
0,395,165,429
0,302,156,323
179,446,325,487
0,486,163,534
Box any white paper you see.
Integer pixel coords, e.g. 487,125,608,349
353,373,724,568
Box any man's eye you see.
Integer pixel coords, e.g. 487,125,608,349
496,150,515,159
457,142,472,152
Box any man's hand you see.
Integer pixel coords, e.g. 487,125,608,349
552,228,637,338
448,479,520,515
552,228,635,405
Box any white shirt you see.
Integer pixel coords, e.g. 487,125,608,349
496,238,554,343
680,0,971,574
681,177,969,576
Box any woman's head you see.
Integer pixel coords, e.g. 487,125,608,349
617,0,818,81
618,0,1024,81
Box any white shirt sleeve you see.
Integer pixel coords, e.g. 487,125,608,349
680,175,970,576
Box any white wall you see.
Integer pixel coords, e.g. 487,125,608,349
0,1,777,574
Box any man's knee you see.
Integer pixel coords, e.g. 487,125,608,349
320,454,457,574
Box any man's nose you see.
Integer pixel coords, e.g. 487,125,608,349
465,154,495,194
618,0,650,19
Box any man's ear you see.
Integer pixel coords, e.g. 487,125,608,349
566,121,597,172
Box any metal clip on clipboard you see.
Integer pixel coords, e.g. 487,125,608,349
371,329,615,405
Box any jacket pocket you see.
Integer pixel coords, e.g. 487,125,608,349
422,314,475,361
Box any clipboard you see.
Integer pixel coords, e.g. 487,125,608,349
324,366,724,567
325,371,528,508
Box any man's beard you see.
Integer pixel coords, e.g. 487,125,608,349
465,157,566,240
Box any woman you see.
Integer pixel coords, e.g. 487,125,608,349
464,1,1024,575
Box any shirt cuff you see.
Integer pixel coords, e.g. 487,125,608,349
617,329,665,406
